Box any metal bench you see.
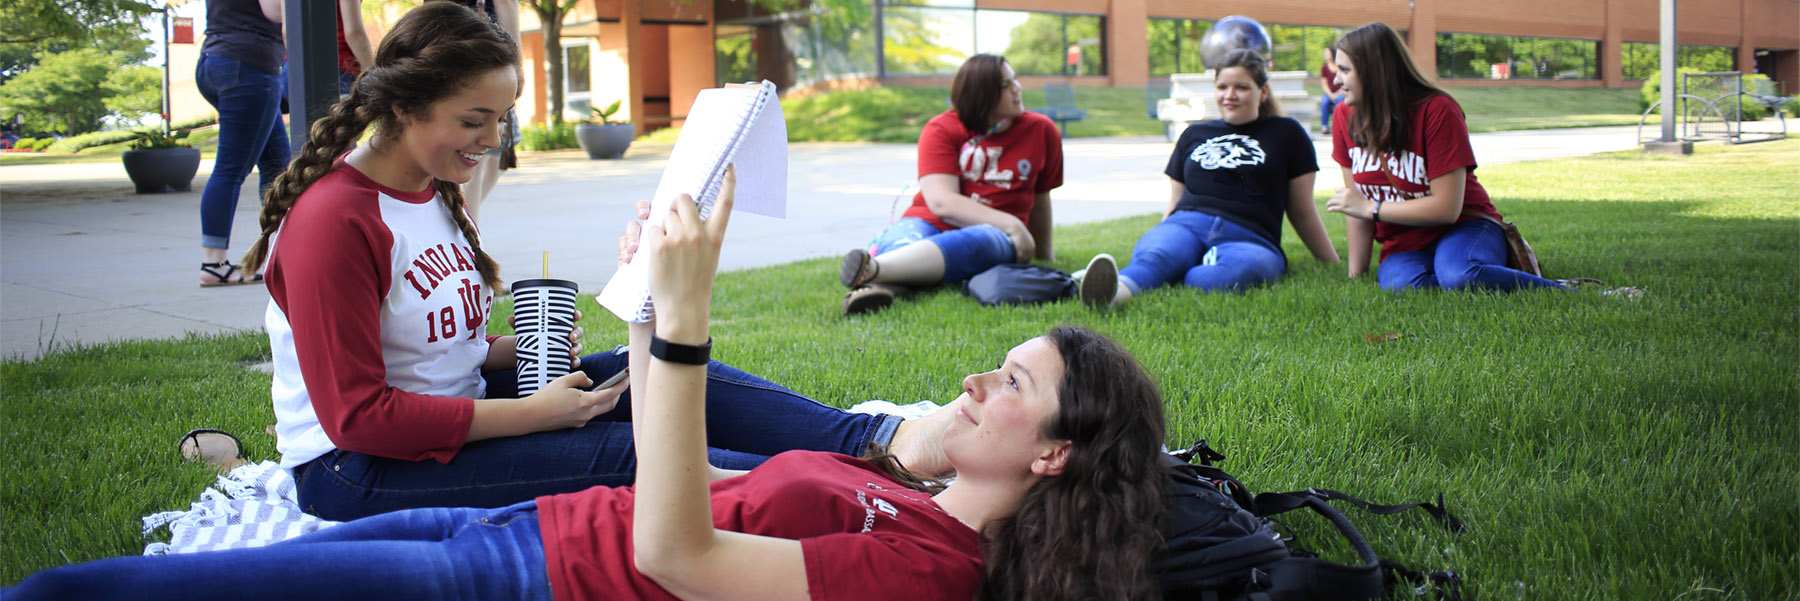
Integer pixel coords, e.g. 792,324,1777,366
1030,82,1088,132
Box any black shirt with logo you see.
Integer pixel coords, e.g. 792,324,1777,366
1164,115,1317,251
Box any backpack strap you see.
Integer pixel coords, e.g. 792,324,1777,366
1253,488,1466,533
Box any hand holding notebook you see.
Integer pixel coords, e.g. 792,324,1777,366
599,81,788,322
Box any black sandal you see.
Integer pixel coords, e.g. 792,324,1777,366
201,260,264,288
178,428,247,472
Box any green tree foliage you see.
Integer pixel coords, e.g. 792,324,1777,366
0,48,152,135
881,7,959,75
103,64,161,120
1004,14,1064,75
1,0,155,82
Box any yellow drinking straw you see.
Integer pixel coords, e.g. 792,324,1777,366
542,251,549,279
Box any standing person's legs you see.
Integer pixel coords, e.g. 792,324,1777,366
196,54,284,281
254,64,291,196
1430,219,1570,292
2,503,552,601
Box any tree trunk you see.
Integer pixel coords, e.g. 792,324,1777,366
540,9,565,126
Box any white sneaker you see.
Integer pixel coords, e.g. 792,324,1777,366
1079,254,1117,309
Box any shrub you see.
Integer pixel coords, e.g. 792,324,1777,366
28,137,56,151
519,122,577,151
1737,95,1767,121
1639,68,1701,113
1785,98,1800,118
13,137,38,150
44,129,139,153
171,114,218,130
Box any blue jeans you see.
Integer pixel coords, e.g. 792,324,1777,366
868,217,1017,283
1377,219,1570,292
4,501,552,601
295,351,900,521
1320,93,1344,131
1118,211,1286,294
197,54,290,250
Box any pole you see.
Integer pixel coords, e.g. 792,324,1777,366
1658,0,1676,143
1644,0,1691,154
162,3,172,136
285,0,339,152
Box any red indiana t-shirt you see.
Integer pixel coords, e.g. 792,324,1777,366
1331,94,1501,260
538,451,984,601
902,110,1064,231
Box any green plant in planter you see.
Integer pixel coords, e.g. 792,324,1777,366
589,100,626,125
131,129,192,150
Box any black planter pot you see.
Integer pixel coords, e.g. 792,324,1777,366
575,123,635,159
122,147,202,193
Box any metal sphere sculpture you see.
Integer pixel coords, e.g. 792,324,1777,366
1198,15,1273,69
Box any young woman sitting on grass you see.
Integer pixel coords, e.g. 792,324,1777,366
1077,49,1339,309
6,183,1173,601
1322,23,1572,293
215,2,950,523
837,53,1064,315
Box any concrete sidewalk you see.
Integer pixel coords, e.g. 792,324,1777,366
0,123,1651,360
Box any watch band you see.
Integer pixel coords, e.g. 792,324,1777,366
650,335,712,366
1372,200,1384,223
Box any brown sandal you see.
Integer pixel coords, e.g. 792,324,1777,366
178,428,247,472
842,285,895,315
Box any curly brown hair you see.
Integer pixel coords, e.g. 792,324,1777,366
981,325,1170,601
238,2,517,291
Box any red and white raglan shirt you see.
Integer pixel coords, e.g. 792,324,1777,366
902,110,1064,230
539,451,984,601
266,159,492,469
1330,94,1502,260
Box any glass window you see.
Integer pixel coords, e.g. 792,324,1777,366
715,25,758,87
1145,18,1210,77
1622,42,1657,80
1435,32,1595,80
564,43,591,121
882,6,973,75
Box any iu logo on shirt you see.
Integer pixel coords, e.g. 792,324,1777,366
401,242,491,343
1190,134,1266,170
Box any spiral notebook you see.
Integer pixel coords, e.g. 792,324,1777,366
598,80,788,322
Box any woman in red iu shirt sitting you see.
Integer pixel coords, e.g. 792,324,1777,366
1323,22,1572,293
6,183,1173,601
837,53,1065,315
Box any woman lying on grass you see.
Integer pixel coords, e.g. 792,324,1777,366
1077,49,1339,309
1323,22,1572,292
837,53,1064,315
6,176,1172,601
220,2,949,522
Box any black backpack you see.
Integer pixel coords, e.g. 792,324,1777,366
1155,441,1466,601
960,264,1075,306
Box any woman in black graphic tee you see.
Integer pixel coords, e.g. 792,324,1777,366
1076,49,1338,308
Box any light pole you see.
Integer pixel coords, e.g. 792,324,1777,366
1645,0,1693,154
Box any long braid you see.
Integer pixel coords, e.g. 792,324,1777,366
435,179,502,291
239,96,378,273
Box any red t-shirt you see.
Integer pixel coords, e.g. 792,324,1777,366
902,110,1064,231
335,15,360,75
1330,94,1501,260
538,451,984,601
1321,62,1341,94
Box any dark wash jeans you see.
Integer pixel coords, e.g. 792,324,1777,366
5,501,553,601
196,53,290,250
1376,218,1570,292
295,350,900,521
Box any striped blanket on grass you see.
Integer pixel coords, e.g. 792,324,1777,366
141,461,338,555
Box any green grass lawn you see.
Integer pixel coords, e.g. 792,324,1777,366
3,140,1796,597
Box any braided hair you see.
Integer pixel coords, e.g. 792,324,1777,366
239,2,518,291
